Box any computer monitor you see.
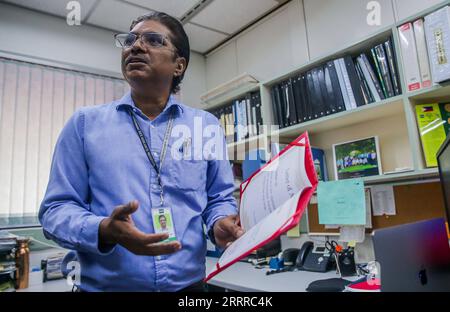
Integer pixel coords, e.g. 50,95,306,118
437,134,450,224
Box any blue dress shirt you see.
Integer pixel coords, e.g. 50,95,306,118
39,92,237,291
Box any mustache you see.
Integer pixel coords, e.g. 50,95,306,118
125,55,149,65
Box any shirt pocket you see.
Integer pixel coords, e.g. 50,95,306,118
169,159,207,191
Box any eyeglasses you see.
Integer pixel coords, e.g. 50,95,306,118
114,32,174,50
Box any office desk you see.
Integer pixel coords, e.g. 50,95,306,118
18,279,72,292
205,257,357,292
19,254,354,292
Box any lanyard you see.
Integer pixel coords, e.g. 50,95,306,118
127,107,174,206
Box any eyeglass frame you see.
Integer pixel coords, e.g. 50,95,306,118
114,31,177,53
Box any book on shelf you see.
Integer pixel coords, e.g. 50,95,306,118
372,44,395,98
415,103,450,167
424,5,450,84
207,90,263,144
270,36,401,129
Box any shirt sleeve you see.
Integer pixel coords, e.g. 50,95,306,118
39,109,115,256
202,113,238,236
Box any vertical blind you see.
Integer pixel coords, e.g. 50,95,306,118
0,57,129,225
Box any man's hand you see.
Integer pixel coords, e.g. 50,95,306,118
213,215,244,249
99,200,181,256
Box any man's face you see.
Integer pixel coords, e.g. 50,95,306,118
121,20,180,90
159,216,167,229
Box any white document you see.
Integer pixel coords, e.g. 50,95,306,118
371,185,396,216
339,226,366,243
239,139,312,230
206,134,317,281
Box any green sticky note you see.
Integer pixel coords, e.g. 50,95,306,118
317,179,366,225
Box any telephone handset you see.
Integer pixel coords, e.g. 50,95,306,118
295,241,314,268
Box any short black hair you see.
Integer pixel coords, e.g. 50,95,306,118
130,12,190,94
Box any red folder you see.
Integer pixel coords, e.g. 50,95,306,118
205,132,318,282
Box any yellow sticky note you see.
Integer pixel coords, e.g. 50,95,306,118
287,224,300,237
348,240,356,248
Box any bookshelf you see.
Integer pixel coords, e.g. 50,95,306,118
202,1,449,186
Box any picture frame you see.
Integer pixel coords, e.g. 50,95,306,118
332,136,382,180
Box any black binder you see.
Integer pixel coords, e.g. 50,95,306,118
325,61,346,113
282,81,291,128
343,55,366,107
318,65,333,116
287,78,298,126
384,38,401,96
310,68,325,119
306,70,319,120
271,85,280,127
273,84,284,128
292,75,305,123
253,91,263,135
354,59,374,104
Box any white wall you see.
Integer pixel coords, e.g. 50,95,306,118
180,51,206,107
0,2,206,107
205,0,309,90
393,0,447,22
304,0,395,60
205,0,449,91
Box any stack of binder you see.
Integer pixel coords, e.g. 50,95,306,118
271,37,401,129
208,91,263,144
398,5,450,91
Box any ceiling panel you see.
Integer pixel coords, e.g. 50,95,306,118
191,0,279,34
184,23,227,53
123,0,199,18
1,0,98,19
86,0,153,32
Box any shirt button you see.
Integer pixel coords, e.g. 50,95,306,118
153,152,158,157
150,124,155,128
156,256,162,261
151,184,160,190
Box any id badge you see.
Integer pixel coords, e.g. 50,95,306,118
151,207,176,242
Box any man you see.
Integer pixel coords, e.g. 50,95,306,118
39,11,243,292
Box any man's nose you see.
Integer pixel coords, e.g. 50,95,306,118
130,36,146,52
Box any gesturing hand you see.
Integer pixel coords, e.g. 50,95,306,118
99,200,181,256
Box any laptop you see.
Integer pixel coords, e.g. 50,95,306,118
373,218,450,291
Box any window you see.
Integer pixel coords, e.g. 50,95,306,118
0,57,129,228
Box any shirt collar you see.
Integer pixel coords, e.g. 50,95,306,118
115,91,184,116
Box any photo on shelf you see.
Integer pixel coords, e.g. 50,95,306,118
333,136,382,180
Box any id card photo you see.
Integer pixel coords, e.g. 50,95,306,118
151,207,177,242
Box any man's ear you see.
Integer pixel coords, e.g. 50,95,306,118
174,57,187,78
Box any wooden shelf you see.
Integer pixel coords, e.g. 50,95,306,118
363,168,439,185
